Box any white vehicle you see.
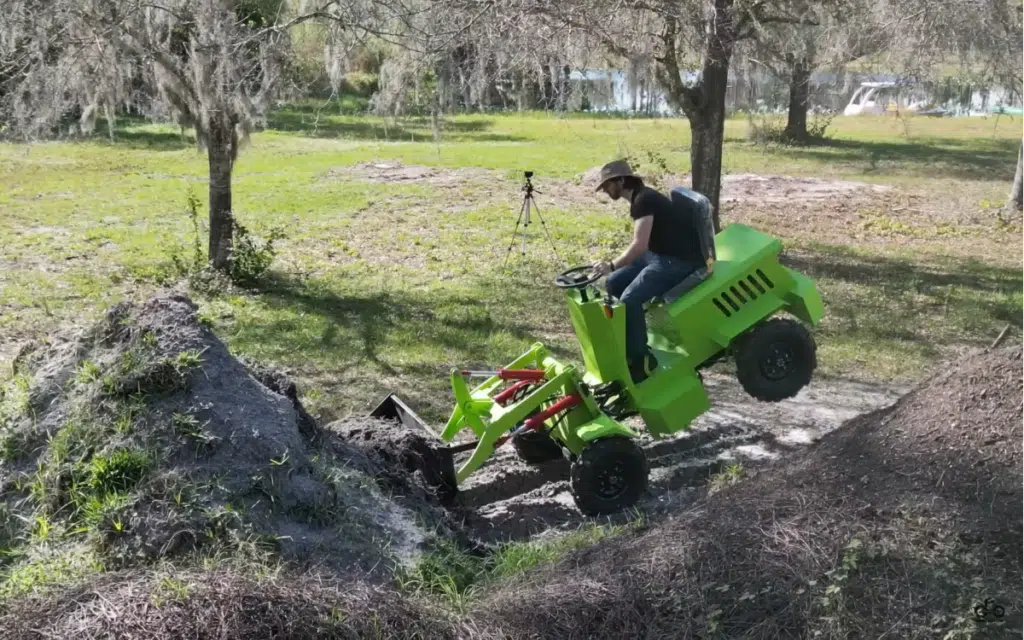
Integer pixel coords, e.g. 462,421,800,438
844,81,932,116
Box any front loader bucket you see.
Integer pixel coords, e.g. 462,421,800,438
369,394,458,501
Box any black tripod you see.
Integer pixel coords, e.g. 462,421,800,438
503,171,563,269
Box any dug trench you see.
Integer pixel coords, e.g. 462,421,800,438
433,373,906,544
2,292,1020,638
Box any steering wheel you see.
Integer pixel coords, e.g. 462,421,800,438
554,264,604,289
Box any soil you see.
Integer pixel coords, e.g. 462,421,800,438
452,373,907,544
329,161,496,188
474,345,1023,638
578,165,892,203
718,173,892,203
0,567,464,640
327,368,907,547
3,292,1019,638
0,293,437,578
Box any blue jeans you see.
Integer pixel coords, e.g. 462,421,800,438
607,251,701,363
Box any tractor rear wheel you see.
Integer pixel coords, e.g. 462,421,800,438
735,318,817,402
570,436,648,516
512,428,564,464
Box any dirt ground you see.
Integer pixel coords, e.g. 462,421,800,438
452,372,907,544
332,366,908,546
474,345,1023,639
326,161,496,188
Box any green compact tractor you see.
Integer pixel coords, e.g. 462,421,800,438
373,188,824,515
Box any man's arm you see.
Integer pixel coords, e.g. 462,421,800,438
596,215,652,274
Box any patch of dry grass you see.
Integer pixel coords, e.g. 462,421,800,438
0,567,470,640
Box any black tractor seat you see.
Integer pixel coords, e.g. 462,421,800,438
648,186,717,307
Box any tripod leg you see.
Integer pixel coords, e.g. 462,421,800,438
503,197,529,269
528,195,565,265
522,198,530,256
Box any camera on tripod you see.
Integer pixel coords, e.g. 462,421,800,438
504,170,563,269
522,170,535,195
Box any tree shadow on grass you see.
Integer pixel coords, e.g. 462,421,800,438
246,272,574,378
774,135,1020,182
45,115,200,152
264,110,530,143
781,246,1023,351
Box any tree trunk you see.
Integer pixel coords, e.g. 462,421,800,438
207,112,235,270
541,63,554,110
784,58,811,142
689,68,729,234
688,0,736,233
1009,137,1023,211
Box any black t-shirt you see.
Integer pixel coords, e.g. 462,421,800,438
629,186,704,264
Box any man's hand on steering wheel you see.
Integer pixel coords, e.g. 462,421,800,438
592,259,614,277
554,264,607,289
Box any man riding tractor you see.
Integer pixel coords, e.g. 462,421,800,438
592,159,714,384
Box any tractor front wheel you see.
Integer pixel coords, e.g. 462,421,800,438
570,436,648,516
735,318,817,402
512,429,564,464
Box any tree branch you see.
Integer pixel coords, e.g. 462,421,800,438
653,16,700,115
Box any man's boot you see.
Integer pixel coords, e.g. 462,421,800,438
628,350,658,384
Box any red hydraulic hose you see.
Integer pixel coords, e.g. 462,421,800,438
522,393,582,431
493,380,534,406
494,392,583,448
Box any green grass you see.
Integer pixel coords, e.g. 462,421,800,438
0,109,1020,423
396,519,637,612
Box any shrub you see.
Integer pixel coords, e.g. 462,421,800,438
170,189,283,290
227,222,284,286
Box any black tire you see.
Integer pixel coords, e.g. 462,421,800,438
735,317,817,402
570,436,648,516
512,428,564,464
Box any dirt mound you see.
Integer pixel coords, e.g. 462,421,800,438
0,567,465,639
0,293,431,580
475,346,1023,638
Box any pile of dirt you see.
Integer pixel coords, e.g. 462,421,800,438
0,567,466,639
475,346,1023,638
0,293,440,579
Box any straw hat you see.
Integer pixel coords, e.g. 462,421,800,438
595,159,643,191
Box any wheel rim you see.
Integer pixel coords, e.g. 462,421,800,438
596,460,629,499
759,342,795,381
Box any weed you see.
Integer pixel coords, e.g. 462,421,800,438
814,536,865,634
709,462,744,493
74,361,103,386
105,348,204,397
395,538,483,613
151,575,192,606
396,519,639,611
0,548,104,600
807,109,836,140
87,449,150,496
172,411,219,449
859,210,920,235
0,374,32,424
269,449,290,467
169,189,234,294
490,521,633,579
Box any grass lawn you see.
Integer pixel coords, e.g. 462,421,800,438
0,109,1021,423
